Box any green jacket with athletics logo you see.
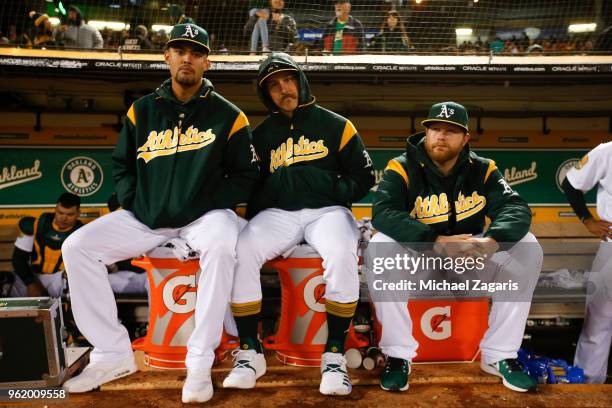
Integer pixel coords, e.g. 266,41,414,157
373,132,532,243
247,52,375,216
113,78,260,229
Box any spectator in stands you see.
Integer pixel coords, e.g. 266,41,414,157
121,25,153,51
8,25,18,45
504,39,520,54
100,28,111,48
105,29,126,49
268,1,297,52
489,37,504,54
271,0,286,11
10,193,82,298
54,5,103,49
23,11,54,48
368,10,412,53
168,5,195,25
321,0,365,55
459,40,476,54
152,29,170,50
550,37,561,52
526,43,544,54
246,0,271,54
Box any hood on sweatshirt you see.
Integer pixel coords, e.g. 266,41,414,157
256,52,313,113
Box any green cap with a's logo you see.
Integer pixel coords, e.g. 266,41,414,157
421,101,469,132
166,23,210,54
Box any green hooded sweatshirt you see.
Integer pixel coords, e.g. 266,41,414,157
373,132,532,243
248,52,375,216
113,78,260,229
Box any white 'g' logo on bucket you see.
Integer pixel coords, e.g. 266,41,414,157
303,275,326,313
162,275,197,313
421,306,451,340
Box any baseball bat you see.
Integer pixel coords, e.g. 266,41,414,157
345,348,363,369
362,347,385,371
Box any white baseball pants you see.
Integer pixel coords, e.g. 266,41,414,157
574,240,612,383
10,272,65,298
230,206,360,304
10,269,147,297
62,209,241,370
372,232,542,364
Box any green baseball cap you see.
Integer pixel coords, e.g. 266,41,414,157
166,23,210,54
421,101,469,132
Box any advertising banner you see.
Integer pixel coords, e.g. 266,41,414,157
0,147,595,225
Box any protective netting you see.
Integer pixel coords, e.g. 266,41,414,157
1,1,611,54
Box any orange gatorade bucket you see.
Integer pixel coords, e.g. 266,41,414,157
372,299,489,362
131,246,237,369
264,245,369,367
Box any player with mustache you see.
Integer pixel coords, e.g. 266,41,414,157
223,52,375,396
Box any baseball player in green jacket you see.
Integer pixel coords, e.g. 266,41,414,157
61,24,260,403
371,102,543,393
11,193,82,297
223,52,375,396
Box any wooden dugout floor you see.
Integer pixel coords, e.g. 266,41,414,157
3,350,609,408
42,384,612,408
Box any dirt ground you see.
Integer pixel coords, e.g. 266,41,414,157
2,384,612,408
2,351,611,408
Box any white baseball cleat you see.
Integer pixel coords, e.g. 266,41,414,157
222,349,267,389
319,352,352,396
182,368,214,404
63,355,137,393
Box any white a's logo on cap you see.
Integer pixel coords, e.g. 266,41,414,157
437,104,454,119
182,25,198,38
